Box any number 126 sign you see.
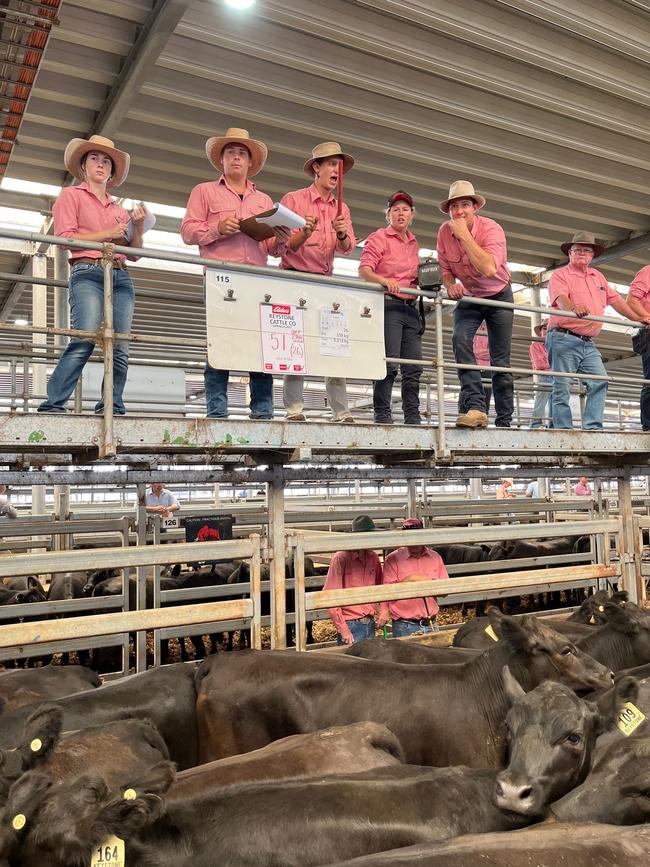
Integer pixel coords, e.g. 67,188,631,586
260,304,307,374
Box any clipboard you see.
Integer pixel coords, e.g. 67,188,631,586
239,203,305,241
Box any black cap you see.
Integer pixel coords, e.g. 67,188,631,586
351,515,376,533
387,190,414,209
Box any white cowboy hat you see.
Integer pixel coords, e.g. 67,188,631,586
64,135,130,188
439,180,486,214
303,141,354,177
205,128,268,176
560,231,605,258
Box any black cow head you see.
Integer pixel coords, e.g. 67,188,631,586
551,734,650,824
487,607,613,692
0,704,62,803
494,668,637,817
573,590,626,625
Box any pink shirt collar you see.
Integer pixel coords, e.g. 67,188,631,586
75,181,115,206
217,174,257,196
385,226,416,243
308,183,335,205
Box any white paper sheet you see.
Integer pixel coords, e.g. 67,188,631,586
125,208,156,242
256,203,306,230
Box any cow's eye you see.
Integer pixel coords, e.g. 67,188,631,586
565,733,582,745
561,646,574,656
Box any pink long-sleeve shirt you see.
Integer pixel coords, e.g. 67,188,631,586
629,265,650,314
529,340,550,371
323,549,382,634
278,184,355,275
180,175,276,265
378,546,448,621
574,482,592,497
52,183,131,263
436,215,510,298
548,264,619,337
359,226,420,300
473,332,490,367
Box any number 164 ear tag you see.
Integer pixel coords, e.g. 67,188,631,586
91,836,125,867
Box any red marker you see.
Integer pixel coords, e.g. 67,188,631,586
336,158,344,217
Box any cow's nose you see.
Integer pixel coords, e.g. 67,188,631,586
495,778,536,811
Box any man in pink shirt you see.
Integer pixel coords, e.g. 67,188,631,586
574,476,592,497
437,180,513,429
279,142,356,422
181,128,289,419
546,232,650,430
323,514,383,645
377,517,448,637
626,264,650,430
529,322,553,428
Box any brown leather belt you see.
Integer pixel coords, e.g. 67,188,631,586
70,257,128,270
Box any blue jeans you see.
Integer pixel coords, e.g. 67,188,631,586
335,616,376,645
204,365,273,419
39,263,134,414
391,618,439,637
529,374,553,428
373,299,423,424
452,286,514,426
546,330,608,430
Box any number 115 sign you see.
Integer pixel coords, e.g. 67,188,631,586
260,303,307,374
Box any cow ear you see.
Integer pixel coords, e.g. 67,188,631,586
21,704,63,768
98,792,163,838
502,665,526,704
604,602,640,635
123,760,175,798
26,576,39,589
486,606,506,639
5,770,52,827
493,611,540,653
596,676,640,732
611,591,628,606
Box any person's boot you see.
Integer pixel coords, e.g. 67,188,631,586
455,409,488,428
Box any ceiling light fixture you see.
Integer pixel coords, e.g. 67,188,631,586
224,0,256,9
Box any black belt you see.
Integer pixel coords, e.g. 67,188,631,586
385,295,416,306
549,326,592,342
350,616,374,624
400,617,436,625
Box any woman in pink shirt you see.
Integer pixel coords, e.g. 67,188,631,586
38,135,146,414
359,191,422,425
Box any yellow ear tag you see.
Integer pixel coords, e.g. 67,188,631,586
29,738,42,752
598,605,605,612
12,814,26,831
91,836,125,867
123,788,137,801
617,702,646,737
589,615,596,625
484,624,499,642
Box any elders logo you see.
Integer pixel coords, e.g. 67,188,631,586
272,304,291,315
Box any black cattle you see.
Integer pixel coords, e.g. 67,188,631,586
0,664,101,712
551,734,650,824
5,671,620,867
493,670,635,816
591,675,649,753
576,601,650,671
488,537,578,561
0,663,198,769
566,589,627,624
344,639,482,664
0,704,61,801
195,608,612,767
324,823,650,866
431,543,490,564
453,613,594,650
0,576,46,606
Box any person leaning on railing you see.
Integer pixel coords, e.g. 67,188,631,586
38,135,146,415
625,264,650,431
359,191,423,426
376,517,448,637
322,515,383,646
546,231,650,431
180,128,290,420
436,180,514,430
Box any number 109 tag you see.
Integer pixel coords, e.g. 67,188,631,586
91,836,125,867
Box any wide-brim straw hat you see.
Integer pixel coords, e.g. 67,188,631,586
501,478,514,485
205,128,268,177
64,135,130,189
303,141,354,176
439,180,486,214
560,231,605,257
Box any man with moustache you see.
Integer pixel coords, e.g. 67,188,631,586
436,180,514,429
546,231,650,430
278,142,356,422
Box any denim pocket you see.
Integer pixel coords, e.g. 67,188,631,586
71,263,101,274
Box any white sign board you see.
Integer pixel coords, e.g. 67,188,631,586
260,304,306,374
162,516,179,530
205,268,385,379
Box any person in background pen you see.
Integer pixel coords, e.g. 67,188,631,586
277,142,356,422
458,321,492,418
38,135,145,415
529,321,553,428
360,190,423,425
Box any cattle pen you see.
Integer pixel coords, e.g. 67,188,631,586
0,228,646,669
